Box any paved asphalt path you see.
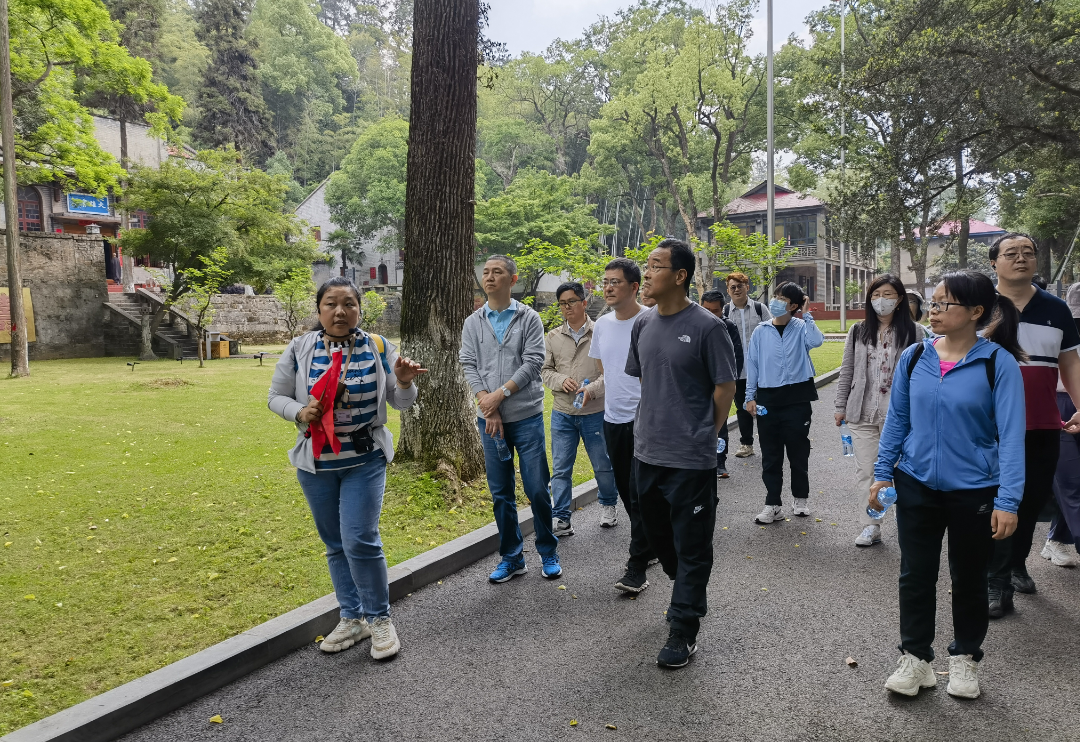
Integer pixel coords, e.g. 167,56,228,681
124,385,1080,742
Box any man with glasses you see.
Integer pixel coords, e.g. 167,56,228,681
541,281,619,536
589,258,658,595
626,239,737,668
986,233,1080,617
723,272,771,458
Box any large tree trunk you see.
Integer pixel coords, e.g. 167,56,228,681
398,0,485,486
1,0,28,377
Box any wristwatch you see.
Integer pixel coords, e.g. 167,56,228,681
500,385,511,397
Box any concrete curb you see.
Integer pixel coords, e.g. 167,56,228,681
3,481,601,742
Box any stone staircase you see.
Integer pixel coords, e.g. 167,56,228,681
104,293,201,359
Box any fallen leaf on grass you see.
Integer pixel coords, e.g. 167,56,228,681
24,595,35,600
3,542,11,547
22,690,33,697
55,602,62,608
1,680,13,687
209,715,223,724
167,557,178,563
845,657,858,667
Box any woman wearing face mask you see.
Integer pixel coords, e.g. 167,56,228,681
835,275,927,547
871,271,1025,700
745,281,824,524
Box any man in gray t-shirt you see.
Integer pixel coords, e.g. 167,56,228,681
624,238,737,669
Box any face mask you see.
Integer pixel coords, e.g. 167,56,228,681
769,298,790,317
871,297,900,316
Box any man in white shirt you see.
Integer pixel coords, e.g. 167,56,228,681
587,257,657,594
723,272,771,458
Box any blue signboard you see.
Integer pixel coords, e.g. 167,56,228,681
67,193,110,215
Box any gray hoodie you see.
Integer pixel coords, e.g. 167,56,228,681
459,300,546,423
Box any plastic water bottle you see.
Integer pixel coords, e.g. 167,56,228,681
841,422,855,457
716,437,726,454
867,487,897,521
745,400,768,416
493,433,512,462
573,378,590,409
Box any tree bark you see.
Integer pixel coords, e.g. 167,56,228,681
1,0,28,377
398,0,485,486
954,149,969,269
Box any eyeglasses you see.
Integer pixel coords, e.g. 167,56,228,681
600,279,625,288
927,301,971,313
557,299,582,309
728,283,747,290
998,250,1036,261
644,264,676,275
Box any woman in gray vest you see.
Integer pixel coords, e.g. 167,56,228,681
835,274,926,547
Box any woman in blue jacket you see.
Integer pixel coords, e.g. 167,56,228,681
745,281,824,524
871,271,1025,701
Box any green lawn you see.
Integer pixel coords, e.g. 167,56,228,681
813,320,855,334
0,358,596,733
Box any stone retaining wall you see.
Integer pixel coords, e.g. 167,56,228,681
209,291,401,344
0,231,108,360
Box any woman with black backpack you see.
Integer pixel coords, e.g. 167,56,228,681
834,274,927,548
871,271,1025,700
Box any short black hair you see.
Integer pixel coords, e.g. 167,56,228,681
486,254,518,274
775,280,806,307
605,257,640,286
555,282,585,302
989,232,1038,262
1033,274,1048,290
701,290,725,305
657,238,696,295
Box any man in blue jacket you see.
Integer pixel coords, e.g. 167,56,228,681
460,255,561,583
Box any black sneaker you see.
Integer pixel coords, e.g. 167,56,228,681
657,628,697,668
988,586,1014,619
615,569,649,594
1011,567,1037,594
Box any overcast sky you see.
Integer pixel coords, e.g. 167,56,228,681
486,0,831,57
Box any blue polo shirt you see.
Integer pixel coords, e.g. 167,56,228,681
485,300,519,344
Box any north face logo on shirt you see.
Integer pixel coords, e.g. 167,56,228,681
679,335,691,343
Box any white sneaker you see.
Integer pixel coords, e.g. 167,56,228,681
792,499,810,517
1041,539,1080,568
754,505,784,524
855,525,882,547
885,654,937,696
553,518,574,537
600,505,618,528
734,444,755,458
947,654,980,699
319,618,370,653
369,616,400,660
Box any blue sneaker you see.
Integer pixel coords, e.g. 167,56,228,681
489,559,527,583
541,554,563,579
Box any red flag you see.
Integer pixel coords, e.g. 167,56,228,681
307,349,343,458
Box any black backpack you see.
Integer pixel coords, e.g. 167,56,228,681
906,342,998,392
723,300,765,321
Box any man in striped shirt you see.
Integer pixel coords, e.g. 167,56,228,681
987,233,1080,617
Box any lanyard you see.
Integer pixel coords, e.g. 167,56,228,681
327,332,359,409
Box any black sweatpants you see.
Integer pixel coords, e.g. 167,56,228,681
633,458,717,640
756,402,812,505
734,378,755,446
894,469,997,663
988,429,1060,592
604,421,657,573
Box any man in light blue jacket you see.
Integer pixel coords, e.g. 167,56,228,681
460,255,561,583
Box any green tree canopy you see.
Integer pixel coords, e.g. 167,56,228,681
474,168,604,256
325,115,409,254
7,0,182,192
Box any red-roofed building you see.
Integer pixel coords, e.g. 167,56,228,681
696,182,877,310
900,220,1006,295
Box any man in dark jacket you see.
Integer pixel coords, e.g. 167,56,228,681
702,291,743,478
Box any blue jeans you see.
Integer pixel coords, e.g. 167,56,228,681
478,414,557,561
297,459,389,620
550,410,618,521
